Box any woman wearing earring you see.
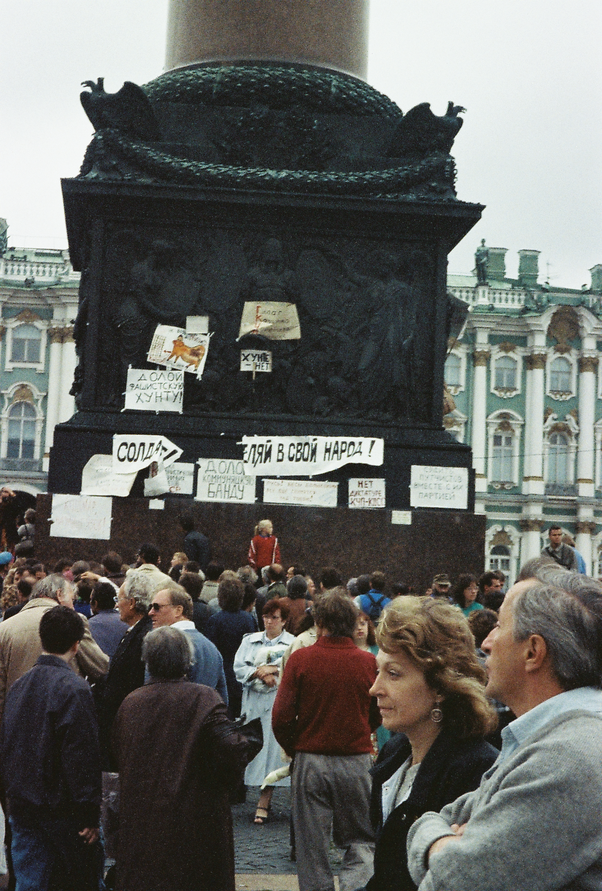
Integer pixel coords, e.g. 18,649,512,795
366,597,498,891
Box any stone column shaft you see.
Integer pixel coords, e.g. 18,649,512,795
165,0,369,77
44,334,63,454
522,352,546,495
577,353,598,495
471,348,489,493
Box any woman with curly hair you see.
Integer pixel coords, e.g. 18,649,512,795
366,596,498,891
449,573,483,617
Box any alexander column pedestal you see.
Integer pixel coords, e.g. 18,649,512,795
42,2,485,584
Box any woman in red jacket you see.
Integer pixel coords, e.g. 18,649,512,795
248,519,281,571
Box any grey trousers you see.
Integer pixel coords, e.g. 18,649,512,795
292,751,375,891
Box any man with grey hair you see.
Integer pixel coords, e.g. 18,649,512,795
150,583,228,704
407,574,602,890
0,573,108,724
98,571,156,767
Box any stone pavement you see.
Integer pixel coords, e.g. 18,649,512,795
233,787,342,891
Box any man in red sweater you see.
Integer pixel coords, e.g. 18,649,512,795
273,589,379,891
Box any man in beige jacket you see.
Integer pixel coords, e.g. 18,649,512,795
0,573,109,724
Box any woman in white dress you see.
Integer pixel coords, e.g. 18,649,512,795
234,598,294,823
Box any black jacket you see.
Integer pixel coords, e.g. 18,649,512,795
0,655,101,829
366,728,498,891
97,613,152,769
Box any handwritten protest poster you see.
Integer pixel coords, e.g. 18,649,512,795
196,459,256,504
410,465,468,510
263,479,338,508
112,435,182,474
143,461,170,497
166,463,195,495
81,454,137,497
348,478,386,509
238,302,301,340
125,368,184,413
241,435,384,476
240,349,272,373
147,325,210,379
50,494,112,540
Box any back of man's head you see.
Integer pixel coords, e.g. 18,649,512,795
39,606,84,655
92,581,118,611
138,543,160,566
101,551,123,575
205,562,224,582
179,513,195,533
267,563,285,583
513,578,602,690
31,573,70,602
71,560,90,580
320,567,342,591
369,571,386,592
313,588,358,638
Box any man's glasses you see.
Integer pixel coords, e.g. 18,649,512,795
150,602,168,611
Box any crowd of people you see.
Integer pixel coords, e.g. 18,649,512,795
0,515,600,890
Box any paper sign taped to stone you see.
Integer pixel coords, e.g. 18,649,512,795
240,349,272,373
348,478,386,509
263,478,338,508
125,368,184,413
81,454,137,497
410,465,468,510
186,316,208,334
50,494,112,540
144,461,170,497
238,302,301,340
147,325,210,378
112,435,182,474
242,436,384,476
196,459,256,504
166,462,195,495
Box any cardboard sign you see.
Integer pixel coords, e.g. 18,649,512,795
241,435,384,476
147,325,210,378
238,302,301,340
112,435,182,474
125,368,184,413
196,458,256,504
348,478,386,509
263,478,338,508
410,465,469,510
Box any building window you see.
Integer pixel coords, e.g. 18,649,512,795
6,402,36,459
10,325,41,363
491,433,513,482
547,432,569,484
549,357,572,394
494,355,517,390
489,545,511,574
444,353,461,388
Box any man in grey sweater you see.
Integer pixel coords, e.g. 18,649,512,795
407,574,602,890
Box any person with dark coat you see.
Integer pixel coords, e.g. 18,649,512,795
112,626,262,891
0,606,102,891
88,581,128,658
365,596,498,891
179,513,211,573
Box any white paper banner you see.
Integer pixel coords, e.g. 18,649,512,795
348,478,386,509
81,454,137,497
196,458,256,504
125,368,184,413
238,302,301,340
241,435,384,476
410,465,469,510
166,462,195,495
50,494,112,540
112,435,183,474
147,325,210,378
263,478,338,508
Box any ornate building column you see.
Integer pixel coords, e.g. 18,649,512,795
575,518,596,576
522,351,547,496
519,517,545,563
471,347,490,494
576,352,598,499
44,327,64,455
58,329,76,424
